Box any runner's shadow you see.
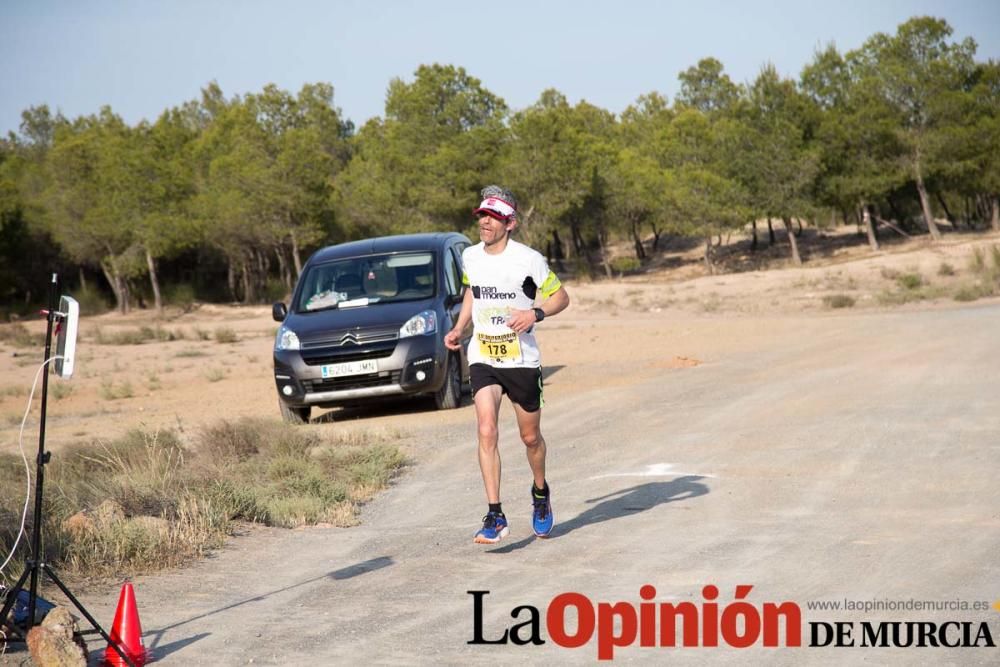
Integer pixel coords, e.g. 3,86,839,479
329,555,393,580
144,632,210,662
487,476,709,554
138,556,394,652
541,365,565,382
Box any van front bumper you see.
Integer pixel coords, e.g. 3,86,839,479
274,334,446,408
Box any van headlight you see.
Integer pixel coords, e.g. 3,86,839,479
399,310,437,338
275,325,301,351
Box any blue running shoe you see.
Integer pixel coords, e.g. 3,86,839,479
532,486,553,537
474,512,509,544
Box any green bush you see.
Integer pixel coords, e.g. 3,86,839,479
341,446,408,489
896,273,924,290
206,479,270,523
822,294,856,309
953,287,981,302
976,245,1000,285
164,283,197,311
953,283,994,302
969,247,987,274
75,289,111,316
569,258,595,281
264,279,290,303
610,257,642,275
265,496,330,528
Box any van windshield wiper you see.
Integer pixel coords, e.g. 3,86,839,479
304,303,341,313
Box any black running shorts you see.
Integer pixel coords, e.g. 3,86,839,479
470,363,544,412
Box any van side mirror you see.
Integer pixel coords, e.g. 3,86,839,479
272,302,288,322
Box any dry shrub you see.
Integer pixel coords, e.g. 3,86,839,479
193,419,404,529
93,326,182,345
0,323,44,348
896,272,924,291
0,419,404,584
822,294,856,309
953,283,993,302
213,327,238,344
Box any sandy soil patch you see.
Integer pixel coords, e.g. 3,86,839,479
0,232,997,454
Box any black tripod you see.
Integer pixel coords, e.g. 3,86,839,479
0,273,135,666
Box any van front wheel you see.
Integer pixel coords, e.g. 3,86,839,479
434,354,461,410
280,401,311,425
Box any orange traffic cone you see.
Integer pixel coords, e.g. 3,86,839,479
104,582,146,666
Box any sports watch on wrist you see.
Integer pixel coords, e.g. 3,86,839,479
533,307,545,322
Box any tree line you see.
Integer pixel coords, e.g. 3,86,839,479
1,16,997,313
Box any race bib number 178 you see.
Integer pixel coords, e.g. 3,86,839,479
477,332,520,361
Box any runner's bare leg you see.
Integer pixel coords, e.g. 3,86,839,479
474,385,504,503
513,402,546,490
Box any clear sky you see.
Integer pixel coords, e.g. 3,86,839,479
1,0,998,136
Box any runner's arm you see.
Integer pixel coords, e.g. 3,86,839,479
444,288,474,351
540,286,570,318
506,286,570,334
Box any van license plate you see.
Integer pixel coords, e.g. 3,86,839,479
321,359,378,378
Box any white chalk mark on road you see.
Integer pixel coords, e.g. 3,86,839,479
588,463,717,480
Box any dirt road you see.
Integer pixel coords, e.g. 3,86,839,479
46,299,998,665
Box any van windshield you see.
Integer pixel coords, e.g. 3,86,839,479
296,252,436,312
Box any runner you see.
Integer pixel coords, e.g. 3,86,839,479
444,185,570,544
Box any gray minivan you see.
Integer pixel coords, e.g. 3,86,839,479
272,233,472,423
